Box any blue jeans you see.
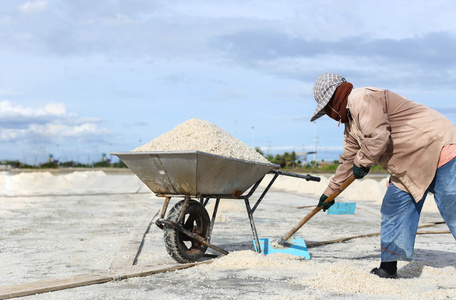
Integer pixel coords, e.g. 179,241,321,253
380,157,456,262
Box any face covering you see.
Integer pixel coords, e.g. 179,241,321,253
323,82,353,124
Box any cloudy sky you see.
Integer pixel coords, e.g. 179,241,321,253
1,0,456,165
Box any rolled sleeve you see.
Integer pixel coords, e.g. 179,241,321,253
324,131,360,196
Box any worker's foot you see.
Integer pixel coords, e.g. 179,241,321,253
370,267,398,279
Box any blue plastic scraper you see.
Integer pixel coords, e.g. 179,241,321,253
262,175,356,258
326,202,357,215
253,237,311,259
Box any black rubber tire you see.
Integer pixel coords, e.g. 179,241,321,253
163,199,210,263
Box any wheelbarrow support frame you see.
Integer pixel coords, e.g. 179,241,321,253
155,169,320,257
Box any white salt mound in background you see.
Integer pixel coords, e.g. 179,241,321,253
0,171,151,197
133,118,270,164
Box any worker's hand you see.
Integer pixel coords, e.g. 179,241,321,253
318,194,334,212
353,163,370,179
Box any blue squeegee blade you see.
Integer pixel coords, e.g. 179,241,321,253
253,237,310,259
326,202,357,215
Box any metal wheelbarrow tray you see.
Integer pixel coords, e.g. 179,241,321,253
112,151,320,263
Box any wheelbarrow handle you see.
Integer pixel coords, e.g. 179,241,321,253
270,169,321,182
278,175,356,245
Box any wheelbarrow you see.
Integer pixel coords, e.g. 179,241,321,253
112,151,320,263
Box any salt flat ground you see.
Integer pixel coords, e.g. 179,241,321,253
0,171,455,299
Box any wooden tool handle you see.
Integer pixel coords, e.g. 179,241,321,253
323,174,355,203
279,175,356,244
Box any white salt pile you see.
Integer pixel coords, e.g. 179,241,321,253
0,171,151,197
133,118,270,164
194,250,456,299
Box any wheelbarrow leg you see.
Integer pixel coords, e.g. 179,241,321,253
207,197,220,244
244,198,261,254
156,196,172,229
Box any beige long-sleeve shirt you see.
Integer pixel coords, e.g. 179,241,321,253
324,87,456,202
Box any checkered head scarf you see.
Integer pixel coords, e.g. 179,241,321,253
310,73,346,122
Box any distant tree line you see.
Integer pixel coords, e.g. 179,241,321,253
255,147,386,173
255,148,300,168
0,159,127,169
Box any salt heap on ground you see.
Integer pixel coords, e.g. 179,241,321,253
134,118,269,164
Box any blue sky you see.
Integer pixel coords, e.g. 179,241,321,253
1,0,456,165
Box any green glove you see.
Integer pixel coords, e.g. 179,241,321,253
318,194,335,212
353,163,370,179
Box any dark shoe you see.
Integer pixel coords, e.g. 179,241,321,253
370,267,398,279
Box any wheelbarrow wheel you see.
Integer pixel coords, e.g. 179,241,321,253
164,199,210,263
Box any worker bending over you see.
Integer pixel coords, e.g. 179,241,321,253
311,73,456,278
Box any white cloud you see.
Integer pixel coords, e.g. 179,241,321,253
44,102,66,115
18,0,48,15
0,100,113,143
0,128,24,141
0,100,69,121
70,123,111,137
